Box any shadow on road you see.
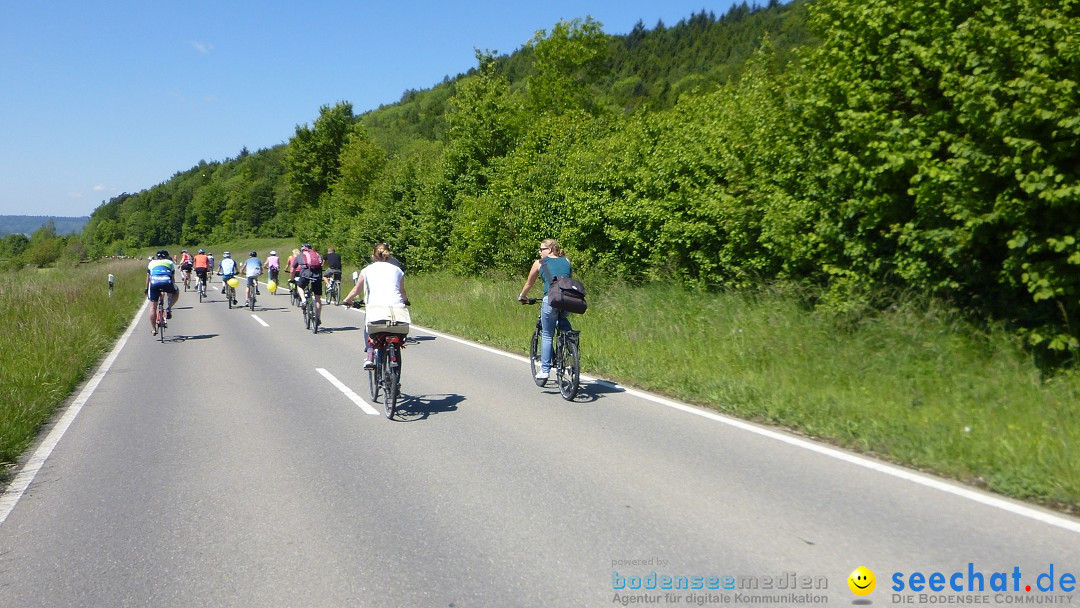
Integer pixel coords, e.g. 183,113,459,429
318,325,361,333
538,378,624,404
172,334,219,342
393,393,464,422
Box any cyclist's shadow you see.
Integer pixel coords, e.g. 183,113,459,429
542,378,622,404
393,393,464,422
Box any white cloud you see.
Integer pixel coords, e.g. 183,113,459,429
93,184,107,192
191,41,214,54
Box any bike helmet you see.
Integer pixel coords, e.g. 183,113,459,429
269,250,276,256
198,248,205,253
249,251,257,257
156,249,169,259
302,243,312,250
181,249,188,253
223,251,231,257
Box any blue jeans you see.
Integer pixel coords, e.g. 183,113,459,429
541,295,572,372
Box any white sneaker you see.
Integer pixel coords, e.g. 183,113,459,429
535,370,549,380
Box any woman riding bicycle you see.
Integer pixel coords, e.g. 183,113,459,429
518,238,572,380
342,243,409,370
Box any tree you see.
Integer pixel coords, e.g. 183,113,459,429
526,17,609,116
284,102,356,208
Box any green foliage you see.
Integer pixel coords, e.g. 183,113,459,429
285,102,356,210
526,17,609,116
795,0,1080,350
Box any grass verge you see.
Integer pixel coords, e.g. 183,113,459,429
0,260,147,474
407,271,1079,512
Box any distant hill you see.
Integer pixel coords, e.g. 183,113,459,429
0,215,89,236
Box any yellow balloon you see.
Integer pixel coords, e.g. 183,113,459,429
227,277,239,288
268,280,278,293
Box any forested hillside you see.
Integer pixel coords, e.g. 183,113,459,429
82,0,1080,355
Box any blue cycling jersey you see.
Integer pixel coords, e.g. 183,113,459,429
147,259,175,285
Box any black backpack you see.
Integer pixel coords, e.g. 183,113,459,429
541,259,587,314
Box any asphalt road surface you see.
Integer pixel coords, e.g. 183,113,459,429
1,281,1077,607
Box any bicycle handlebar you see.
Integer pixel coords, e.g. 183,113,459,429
347,299,411,308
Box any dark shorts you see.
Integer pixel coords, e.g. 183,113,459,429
195,267,208,281
148,282,177,301
325,269,342,280
180,263,193,271
296,270,323,295
246,276,259,287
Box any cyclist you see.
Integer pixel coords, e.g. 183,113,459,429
192,248,210,293
265,250,280,292
286,248,300,303
517,238,572,380
323,246,343,296
241,251,263,306
147,249,179,336
218,251,239,305
343,243,409,370
292,243,324,325
178,249,194,287
206,252,215,283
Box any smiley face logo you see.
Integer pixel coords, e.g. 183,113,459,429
848,567,876,596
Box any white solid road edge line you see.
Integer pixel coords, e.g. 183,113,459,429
316,368,379,416
0,300,149,526
408,321,1080,535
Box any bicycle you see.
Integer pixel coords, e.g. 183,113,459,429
324,275,341,306
195,272,208,303
222,275,237,309
289,279,300,308
247,278,258,311
301,282,319,333
182,268,191,291
354,301,406,419
155,291,168,343
523,298,580,400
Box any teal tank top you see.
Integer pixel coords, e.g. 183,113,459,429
540,257,571,296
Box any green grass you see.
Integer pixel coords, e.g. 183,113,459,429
407,271,1080,512
0,260,147,471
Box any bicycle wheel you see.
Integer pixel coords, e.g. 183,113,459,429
529,324,546,387
157,297,166,343
368,349,381,402
303,297,310,328
310,299,319,334
557,332,580,401
249,287,256,311
227,286,233,309
382,346,399,419
198,281,204,303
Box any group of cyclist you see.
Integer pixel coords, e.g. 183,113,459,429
145,238,574,382
144,243,346,332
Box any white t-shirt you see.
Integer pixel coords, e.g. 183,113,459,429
361,261,404,306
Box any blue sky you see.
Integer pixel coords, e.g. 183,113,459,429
1,0,742,217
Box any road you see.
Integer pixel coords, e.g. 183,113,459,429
0,280,1077,607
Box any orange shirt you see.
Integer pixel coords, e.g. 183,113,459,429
193,254,210,269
